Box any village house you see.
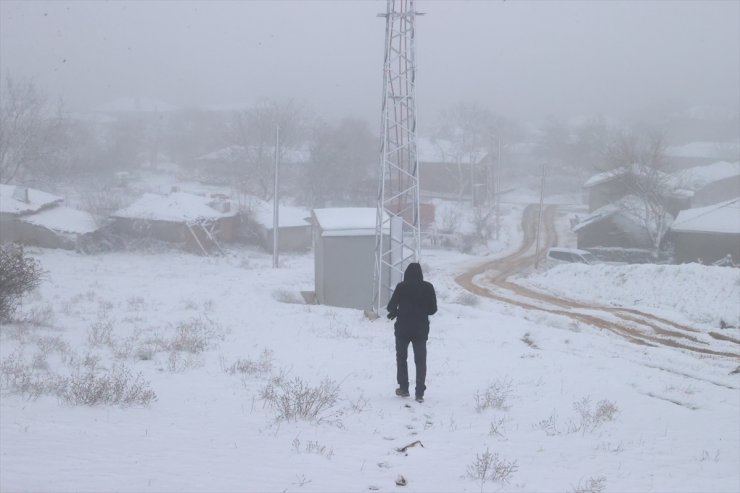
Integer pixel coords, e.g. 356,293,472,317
0,184,100,250
417,137,488,199
669,198,740,265
111,191,238,255
582,164,690,214
190,144,311,188
664,141,740,170
244,198,312,252
572,195,658,250
671,160,740,208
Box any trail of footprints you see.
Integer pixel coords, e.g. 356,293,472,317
369,402,435,490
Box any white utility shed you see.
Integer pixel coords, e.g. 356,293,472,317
312,208,389,311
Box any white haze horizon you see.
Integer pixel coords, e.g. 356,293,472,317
1,0,739,125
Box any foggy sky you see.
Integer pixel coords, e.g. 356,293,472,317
1,0,738,125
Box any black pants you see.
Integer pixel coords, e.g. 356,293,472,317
396,336,427,397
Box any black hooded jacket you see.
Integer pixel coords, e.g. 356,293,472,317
387,263,437,340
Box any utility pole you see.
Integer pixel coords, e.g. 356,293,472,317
534,163,546,268
495,135,502,241
373,0,422,313
272,125,280,269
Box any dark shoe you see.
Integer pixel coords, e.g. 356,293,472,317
415,395,424,403
395,388,410,397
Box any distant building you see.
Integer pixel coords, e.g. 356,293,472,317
671,161,740,208
664,141,740,170
416,137,487,199
245,199,312,252
0,184,100,250
669,199,740,264
189,144,310,188
582,164,690,215
572,195,664,250
111,191,237,255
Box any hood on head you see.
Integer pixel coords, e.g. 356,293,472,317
404,262,423,282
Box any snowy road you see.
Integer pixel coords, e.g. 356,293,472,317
456,204,740,360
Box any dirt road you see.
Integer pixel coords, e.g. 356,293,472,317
456,204,740,360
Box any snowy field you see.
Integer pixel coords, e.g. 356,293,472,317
2,221,739,492
519,262,740,330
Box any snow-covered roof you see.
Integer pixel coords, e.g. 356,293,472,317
0,184,63,216
313,207,388,237
197,145,244,162
573,195,673,236
665,141,740,159
20,206,99,235
113,192,236,222
416,137,486,164
583,167,627,188
671,199,740,235
249,199,310,229
196,145,310,165
583,164,691,198
95,97,179,114
572,202,622,232
671,161,740,191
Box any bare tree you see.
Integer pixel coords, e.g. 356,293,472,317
232,99,310,199
432,102,518,205
0,77,60,183
607,129,677,253
603,128,667,171
303,117,375,207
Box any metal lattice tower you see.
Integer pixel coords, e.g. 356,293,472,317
373,0,421,313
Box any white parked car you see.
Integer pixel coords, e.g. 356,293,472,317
546,247,595,267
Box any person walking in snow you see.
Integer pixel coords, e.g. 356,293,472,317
387,262,437,403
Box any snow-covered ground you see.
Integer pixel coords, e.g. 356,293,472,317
519,262,740,330
2,207,739,492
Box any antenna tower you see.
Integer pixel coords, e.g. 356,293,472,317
373,0,421,313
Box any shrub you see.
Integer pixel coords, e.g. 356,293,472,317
0,245,43,321
466,448,518,486
153,316,223,354
474,377,513,412
60,365,156,406
569,397,618,435
0,351,60,398
222,349,274,376
87,319,114,346
571,476,606,493
260,376,340,422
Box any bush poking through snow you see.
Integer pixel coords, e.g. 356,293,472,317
570,397,619,435
535,398,619,436
60,365,156,406
87,319,114,346
571,476,607,493
222,349,274,376
0,351,61,398
260,376,340,422
466,448,518,486
152,316,223,354
0,245,43,321
292,437,334,459
488,417,508,439
474,377,513,412
1,353,155,407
